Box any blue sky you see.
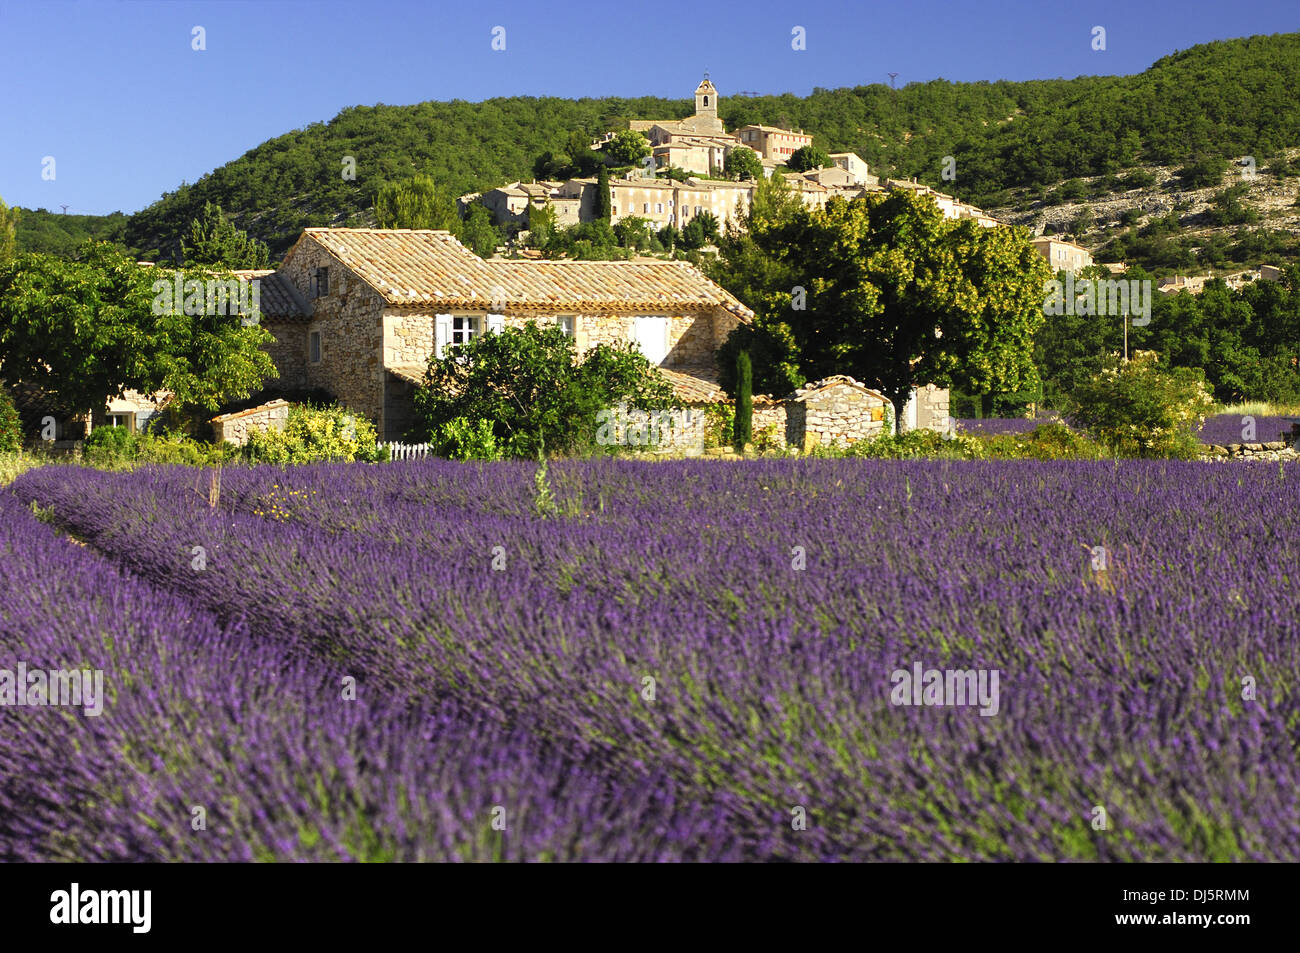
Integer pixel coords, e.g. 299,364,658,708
1,0,1296,215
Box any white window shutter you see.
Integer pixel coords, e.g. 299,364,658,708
486,313,505,335
435,313,452,359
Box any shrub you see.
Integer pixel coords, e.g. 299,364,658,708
0,385,23,453
1176,156,1229,190
1122,169,1156,190
436,417,502,461
1064,351,1214,458
244,404,384,464
83,425,236,468
82,425,138,468
412,322,674,458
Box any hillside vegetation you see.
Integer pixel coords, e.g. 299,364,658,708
111,32,1300,263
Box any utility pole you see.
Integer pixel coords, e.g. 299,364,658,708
59,205,69,214
888,73,899,89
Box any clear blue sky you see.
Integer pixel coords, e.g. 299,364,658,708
1,0,1295,215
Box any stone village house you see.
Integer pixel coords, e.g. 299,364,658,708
247,226,948,449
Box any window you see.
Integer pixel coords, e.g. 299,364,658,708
612,204,618,214
105,413,132,430
315,267,329,297
655,203,663,213
695,206,701,215
703,96,709,106
452,315,480,346
643,203,649,213
557,315,574,338
309,330,322,363
668,200,674,208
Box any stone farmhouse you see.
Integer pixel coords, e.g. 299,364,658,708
262,227,754,441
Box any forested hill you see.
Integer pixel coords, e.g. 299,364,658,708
121,31,1300,262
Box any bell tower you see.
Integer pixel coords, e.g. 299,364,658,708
694,73,718,125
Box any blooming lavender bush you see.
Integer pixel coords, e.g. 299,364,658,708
4,459,1299,861
1198,413,1295,446
956,417,1052,436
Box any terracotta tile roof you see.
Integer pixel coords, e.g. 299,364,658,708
292,228,753,319
251,272,311,320
656,365,780,404
387,363,427,386
657,366,726,403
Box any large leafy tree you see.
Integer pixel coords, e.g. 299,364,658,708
412,321,673,456
182,201,269,268
0,242,274,420
718,188,1052,419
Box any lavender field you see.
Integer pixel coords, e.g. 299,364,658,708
2,459,1298,861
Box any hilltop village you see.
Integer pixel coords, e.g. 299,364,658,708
459,76,1000,238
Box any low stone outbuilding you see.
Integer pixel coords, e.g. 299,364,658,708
210,399,289,445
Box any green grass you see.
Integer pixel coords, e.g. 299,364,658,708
0,452,41,486
1212,400,1300,417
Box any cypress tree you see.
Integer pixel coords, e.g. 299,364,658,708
735,350,753,451
595,166,611,222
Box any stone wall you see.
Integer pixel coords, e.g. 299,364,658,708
263,320,309,390
1200,442,1300,462
912,384,950,433
210,399,289,445
281,236,387,429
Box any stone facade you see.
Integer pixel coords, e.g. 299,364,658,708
910,383,951,433
279,240,387,424
263,320,309,390
210,399,289,445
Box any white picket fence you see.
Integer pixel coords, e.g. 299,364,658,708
382,442,434,461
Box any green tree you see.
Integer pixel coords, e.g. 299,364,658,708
0,243,274,420
681,211,719,249
734,350,753,450
724,147,763,181
458,203,501,258
1177,156,1229,189
0,196,19,264
709,173,806,397
604,130,651,167
756,190,1053,420
787,145,830,172
374,174,461,231
1065,350,1213,457
595,166,612,222
527,203,558,249
411,321,673,457
182,201,269,268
